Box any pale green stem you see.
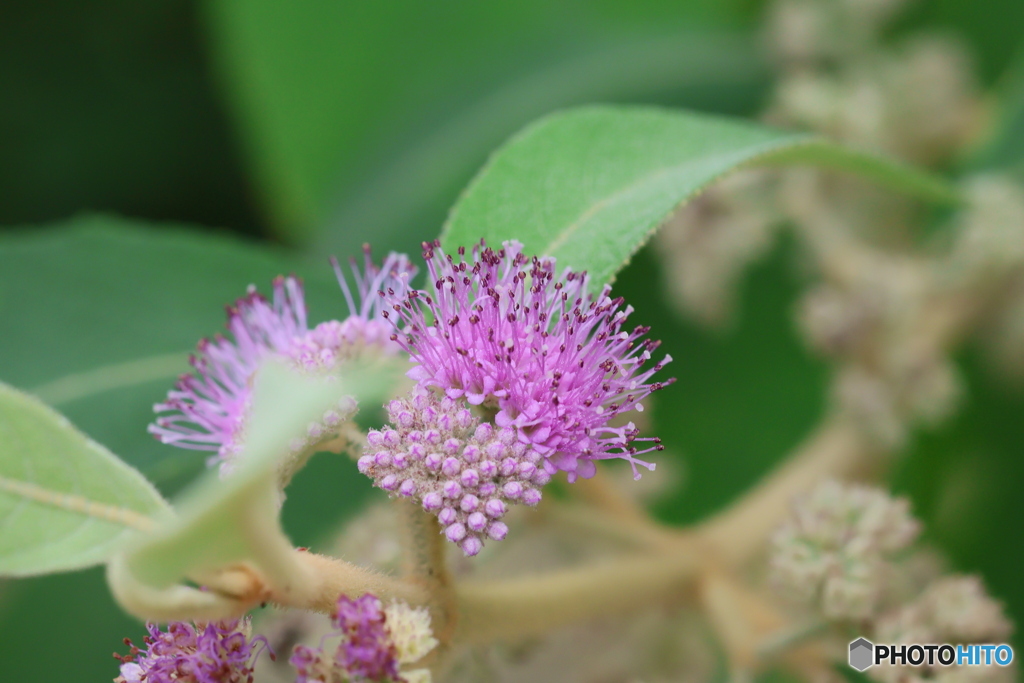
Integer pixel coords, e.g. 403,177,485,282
237,484,314,602
395,499,457,642
448,415,874,646
106,403,878,647
277,551,430,613
453,548,700,643
541,501,682,550
757,620,828,660
107,554,251,623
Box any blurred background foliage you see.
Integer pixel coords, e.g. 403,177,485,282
1,1,1024,681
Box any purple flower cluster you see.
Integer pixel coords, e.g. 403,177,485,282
291,594,401,683
149,238,672,554
150,249,415,473
383,239,672,481
359,386,546,555
149,276,307,470
115,619,270,683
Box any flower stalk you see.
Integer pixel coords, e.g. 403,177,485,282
395,499,457,644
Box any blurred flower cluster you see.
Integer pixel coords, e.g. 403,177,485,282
771,480,1015,683
658,0,1024,453
770,479,920,620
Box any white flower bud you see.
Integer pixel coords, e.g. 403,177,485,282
385,600,439,666
949,176,1024,287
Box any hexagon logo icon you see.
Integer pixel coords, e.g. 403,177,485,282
849,638,874,671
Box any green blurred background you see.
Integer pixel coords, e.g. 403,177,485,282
2,1,1024,680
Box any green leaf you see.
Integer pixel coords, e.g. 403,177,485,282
442,105,960,288
0,1,258,235
202,0,765,242
315,30,768,260
0,381,169,577
0,216,350,489
0,215,393,622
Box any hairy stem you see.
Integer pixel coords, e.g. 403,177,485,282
108,555,252,623
448,414,876,645
572,473,657,527
699,571,787,670
272,551,430,613
395,499,457,643
453,547,701,643
251,413,875,647
540,500,682,550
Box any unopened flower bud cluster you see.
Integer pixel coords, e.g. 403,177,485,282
770,479,920,620
952,177,1024,379
871,576,1015,683
772,480,1015,682
765,0,911,65
794,249,961,447
760,0,994,451
949,176,1024,288
657,0,1019,468
359,386,548,556
657,0,984,338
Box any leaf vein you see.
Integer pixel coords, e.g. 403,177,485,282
0,475,156,533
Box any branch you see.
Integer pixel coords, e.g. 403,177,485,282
696,415,877,566
273,551,430,613
453,548,700,643
395,499,457,643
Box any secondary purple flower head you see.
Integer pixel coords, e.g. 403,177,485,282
383,239,673,482
291,594,401,683
114,619,271,683
149,249,415,473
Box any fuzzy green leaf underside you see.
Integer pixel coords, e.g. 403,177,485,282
442,105,960,288
124,358,404,589
0,382,169,576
